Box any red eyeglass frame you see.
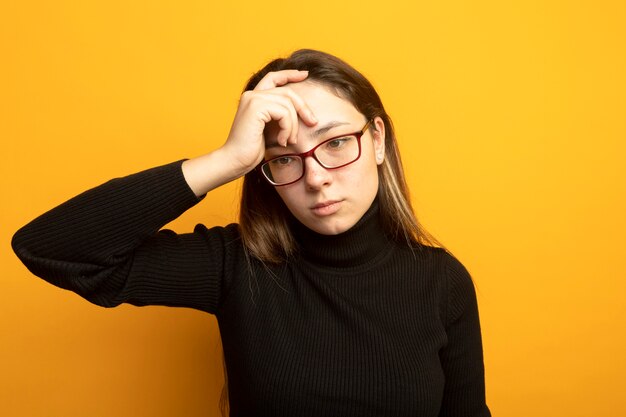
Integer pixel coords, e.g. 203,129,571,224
258,119,374,186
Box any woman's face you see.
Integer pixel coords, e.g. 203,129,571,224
264,81,386,235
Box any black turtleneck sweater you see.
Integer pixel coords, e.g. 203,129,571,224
12,160,490,417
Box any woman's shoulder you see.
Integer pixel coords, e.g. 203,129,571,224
400,242,475,291
402,242,455,263
419,245,472,285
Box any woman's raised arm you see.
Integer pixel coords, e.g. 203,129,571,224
182,69,317,197
11,69,317,312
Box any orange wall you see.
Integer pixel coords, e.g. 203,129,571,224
2,1,625,416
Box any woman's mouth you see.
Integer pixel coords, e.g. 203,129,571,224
311,200,342,216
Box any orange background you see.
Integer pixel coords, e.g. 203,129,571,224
2,1,625,416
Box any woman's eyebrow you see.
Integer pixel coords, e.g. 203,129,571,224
310,121,350,138
265,121,351,149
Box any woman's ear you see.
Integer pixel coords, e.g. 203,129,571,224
372,116,386,165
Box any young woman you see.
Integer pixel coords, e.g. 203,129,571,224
12,49,491,416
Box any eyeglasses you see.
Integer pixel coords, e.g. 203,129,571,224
259,120,373,186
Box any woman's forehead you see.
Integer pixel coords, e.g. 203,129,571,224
289,82,362,124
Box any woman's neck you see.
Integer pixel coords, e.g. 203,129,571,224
290,198,392,269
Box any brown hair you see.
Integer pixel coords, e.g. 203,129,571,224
238,49,446,263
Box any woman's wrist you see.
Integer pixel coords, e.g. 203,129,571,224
182,148,247,198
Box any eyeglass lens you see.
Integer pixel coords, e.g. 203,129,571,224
262,134,360,185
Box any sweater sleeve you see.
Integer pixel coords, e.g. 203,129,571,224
11,159,236,314
438,254,491,417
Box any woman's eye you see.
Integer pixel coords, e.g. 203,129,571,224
326,137,351,149
271,157,294,166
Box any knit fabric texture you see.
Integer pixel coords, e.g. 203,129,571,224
12,160,490,417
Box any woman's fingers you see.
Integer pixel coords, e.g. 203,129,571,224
254,70,318,132
239,93,292,148
246,92,314,147
259,98,294,147
254,70,309,91
228,69,319,155
269,86,317,128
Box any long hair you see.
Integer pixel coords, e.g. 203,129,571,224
239,49,446,264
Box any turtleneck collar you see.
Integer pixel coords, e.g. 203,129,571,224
289,197,393,269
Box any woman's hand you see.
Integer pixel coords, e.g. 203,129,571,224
182,70,317,197
221,69,318,176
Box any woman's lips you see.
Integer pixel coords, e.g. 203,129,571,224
311,200,342,216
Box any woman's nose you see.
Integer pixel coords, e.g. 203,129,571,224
302,156,332,190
